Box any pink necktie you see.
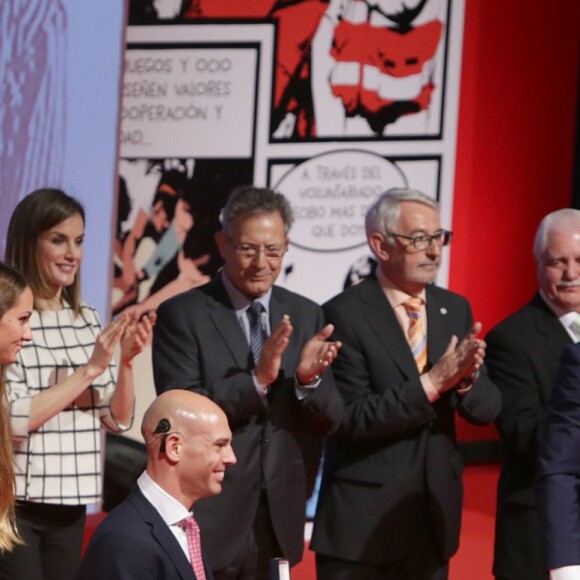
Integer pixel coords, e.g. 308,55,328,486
403,297,427,372
179,515,207,580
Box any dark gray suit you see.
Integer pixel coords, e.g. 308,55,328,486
152,277,343,571
311,276,500,572
486,293,571,579
76,486,211,580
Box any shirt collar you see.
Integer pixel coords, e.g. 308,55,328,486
221,270,272,314
539,289,579,320
137,471,191,527
375,268,426,308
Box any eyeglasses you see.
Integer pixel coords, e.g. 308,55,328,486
387,230,453,251
229,240,287,260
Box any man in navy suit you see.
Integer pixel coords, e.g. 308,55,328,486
152,186,343,579
311,188,501,580
76,390,236,580
536,352,580,577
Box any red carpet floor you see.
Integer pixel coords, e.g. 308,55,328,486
85,464,499,579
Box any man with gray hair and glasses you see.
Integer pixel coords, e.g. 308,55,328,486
153,185,343,580
487,208,580,580
311,187,500,580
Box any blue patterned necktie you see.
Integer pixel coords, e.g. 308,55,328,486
247,301,266,366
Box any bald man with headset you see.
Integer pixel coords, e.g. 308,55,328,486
77,390,236,580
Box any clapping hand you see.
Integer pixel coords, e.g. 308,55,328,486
120,310,157,367
296,324,342,385
428,322,486,394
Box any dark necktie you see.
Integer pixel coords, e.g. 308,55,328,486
178,515,207,580
247,301,266,366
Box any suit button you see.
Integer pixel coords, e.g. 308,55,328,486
264,438,270,444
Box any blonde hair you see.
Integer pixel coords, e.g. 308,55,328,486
0,262,27,551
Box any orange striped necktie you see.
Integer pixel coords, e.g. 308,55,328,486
403,297,427,373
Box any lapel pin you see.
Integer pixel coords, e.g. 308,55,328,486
440,307,447,315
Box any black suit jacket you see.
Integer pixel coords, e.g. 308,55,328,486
76,486,212,580
536,343,580,570
152,277,343,570
310,276,500,565
486,293,571,578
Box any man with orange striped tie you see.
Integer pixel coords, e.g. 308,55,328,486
312,188,501,580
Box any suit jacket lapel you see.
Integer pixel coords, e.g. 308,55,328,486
128,487,195,580
151,520,195,580
360,277,419,379
531,292,572,361
269,287,287,331
204,278,251,368
270,287,298,373
425,286,452,365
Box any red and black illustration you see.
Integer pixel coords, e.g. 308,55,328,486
314,0,444,137
129,0,448,139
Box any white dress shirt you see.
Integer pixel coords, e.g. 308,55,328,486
551,566,580,579
137,471,193,563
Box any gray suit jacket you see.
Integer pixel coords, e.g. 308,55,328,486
152,277,343,570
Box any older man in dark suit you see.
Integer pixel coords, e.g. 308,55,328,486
311,188,500,580
152,185,343,580
77,390,236,580
487,208,580,580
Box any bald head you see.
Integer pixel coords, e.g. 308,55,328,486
142,390,226,444
142,390,236,508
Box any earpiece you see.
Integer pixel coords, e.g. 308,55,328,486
154,418,171,453
154,418,171,434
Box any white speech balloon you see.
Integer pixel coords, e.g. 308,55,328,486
274,150,407,252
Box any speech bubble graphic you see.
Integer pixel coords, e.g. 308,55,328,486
274,150,407,252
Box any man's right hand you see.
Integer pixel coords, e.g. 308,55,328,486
254,318,293,388
428,322,486,394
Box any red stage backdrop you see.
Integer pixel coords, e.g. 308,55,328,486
452,1,579,442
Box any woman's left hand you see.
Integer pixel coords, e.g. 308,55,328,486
119,310,156,366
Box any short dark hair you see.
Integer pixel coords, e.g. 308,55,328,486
221,186,294,236
5,188,85,314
